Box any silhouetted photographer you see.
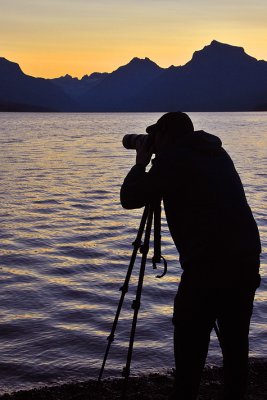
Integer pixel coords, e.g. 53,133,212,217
120,112,261,400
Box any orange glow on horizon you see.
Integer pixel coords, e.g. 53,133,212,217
1,0,267,79
5,38,267,80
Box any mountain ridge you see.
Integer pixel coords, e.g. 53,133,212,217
1,40,267,112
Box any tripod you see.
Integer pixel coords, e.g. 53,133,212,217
98,199,166,398
98,200,222,398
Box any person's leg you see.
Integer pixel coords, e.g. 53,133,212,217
171,277,216,400
217,288,256,400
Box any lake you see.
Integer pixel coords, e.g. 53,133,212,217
0,112,266,394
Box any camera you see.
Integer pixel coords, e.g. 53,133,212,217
122,134,154,152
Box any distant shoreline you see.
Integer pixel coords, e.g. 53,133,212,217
1,359,266,400
1,109,267,113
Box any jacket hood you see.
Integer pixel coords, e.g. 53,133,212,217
180,130,222,150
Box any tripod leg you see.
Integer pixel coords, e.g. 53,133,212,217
121,204,154,398
214,320,223,349
98,205,150,382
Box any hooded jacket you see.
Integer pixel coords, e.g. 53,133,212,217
120,131,261,285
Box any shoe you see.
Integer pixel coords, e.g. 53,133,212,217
168,389,199,400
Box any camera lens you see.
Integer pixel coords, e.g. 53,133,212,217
122,134,147,150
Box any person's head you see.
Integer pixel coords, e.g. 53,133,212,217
146,112,194,153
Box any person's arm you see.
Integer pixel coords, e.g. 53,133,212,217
120,159,163,209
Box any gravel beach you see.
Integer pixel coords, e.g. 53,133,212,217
1,359,266,400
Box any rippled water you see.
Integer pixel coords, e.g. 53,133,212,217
0,112,266,394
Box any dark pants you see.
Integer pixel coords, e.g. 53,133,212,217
172,270,259,400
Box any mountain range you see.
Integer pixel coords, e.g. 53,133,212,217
1,40,267,112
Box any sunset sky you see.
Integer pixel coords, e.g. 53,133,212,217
1,0,267,78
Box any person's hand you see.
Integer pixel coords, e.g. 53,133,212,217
135,137,153,166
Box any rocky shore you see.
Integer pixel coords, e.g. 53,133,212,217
0,359,266,400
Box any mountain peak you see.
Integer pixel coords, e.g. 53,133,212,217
64,74,74,79
62,74,78,81
112,56,162,78
86,72,109,79
130,56,150,62
209,40,244,53
210,39,240,48
128,57,159,68
0,57,24,77
187,40,257,67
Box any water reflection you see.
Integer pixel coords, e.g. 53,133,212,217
0,112,266,393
